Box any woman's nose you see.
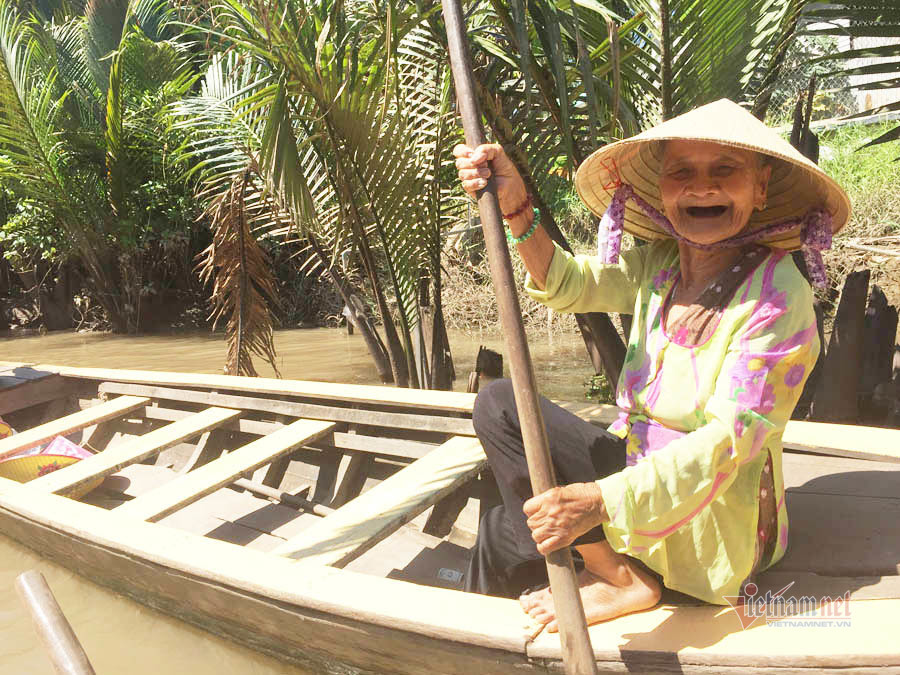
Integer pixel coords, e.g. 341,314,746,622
685,173,718,196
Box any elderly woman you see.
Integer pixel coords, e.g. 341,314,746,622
453,100,849,631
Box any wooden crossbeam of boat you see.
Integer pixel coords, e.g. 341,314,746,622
328,431,438,460
143,403,442,460
115,419,335,522
83,400,443,463
781,419,900,463
0,395,150,461
97,381,476,436
47,365,477,412
81,400,284,437
274,435,486,566
29,407,242,495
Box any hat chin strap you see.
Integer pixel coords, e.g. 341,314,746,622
598,184,832,288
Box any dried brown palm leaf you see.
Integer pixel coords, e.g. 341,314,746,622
197,170,281,378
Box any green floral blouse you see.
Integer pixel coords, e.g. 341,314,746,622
524,239,819,604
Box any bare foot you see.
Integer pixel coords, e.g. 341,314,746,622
519,557,661,633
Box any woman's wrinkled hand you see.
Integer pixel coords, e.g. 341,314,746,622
453,143,528,215
523,482,608,555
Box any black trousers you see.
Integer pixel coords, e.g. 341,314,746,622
465,379,627,598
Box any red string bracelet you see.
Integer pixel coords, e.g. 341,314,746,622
502,193,533,221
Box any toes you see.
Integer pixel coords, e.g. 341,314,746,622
519,593,535,611
546,620,558,633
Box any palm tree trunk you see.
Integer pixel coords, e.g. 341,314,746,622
307,235,394,383
659,0,673,120
320,117,413,388
355,226,411,388
429,276,455,390
82,249,131,333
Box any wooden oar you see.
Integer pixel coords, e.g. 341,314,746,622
15,570,96,675
439,2,598,673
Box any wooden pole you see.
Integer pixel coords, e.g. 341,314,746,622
439,2,598,673
15,570,96,675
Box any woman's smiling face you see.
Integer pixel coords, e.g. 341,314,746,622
659,140,772,245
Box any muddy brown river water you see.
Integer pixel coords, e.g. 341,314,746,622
0,326,596,673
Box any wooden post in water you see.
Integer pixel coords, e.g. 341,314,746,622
15,570,96,675
439,1,599,672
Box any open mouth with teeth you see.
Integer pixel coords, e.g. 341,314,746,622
685,205,729,218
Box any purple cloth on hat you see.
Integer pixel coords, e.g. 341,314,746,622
596,184,832,288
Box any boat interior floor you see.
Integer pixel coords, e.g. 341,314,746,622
87,463,474,591
85,450,900,604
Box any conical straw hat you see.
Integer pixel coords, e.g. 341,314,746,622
574,99,850,250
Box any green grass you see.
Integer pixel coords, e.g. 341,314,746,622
819,122,900,239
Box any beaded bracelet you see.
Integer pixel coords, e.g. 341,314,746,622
506,218,538,245
502,193,532,221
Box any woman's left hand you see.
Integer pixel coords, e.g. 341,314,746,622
524,483,608,555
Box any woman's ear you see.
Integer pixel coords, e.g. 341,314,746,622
755,163,773,210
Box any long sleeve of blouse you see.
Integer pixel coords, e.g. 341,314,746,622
523,240,820,602
523,241,650,315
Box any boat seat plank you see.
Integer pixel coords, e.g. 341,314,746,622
274,435,486,566
781,419,900,463
121,403,441,459
0,395,150,461
783,452,900,499
28,407,241,495
115,419,334,522
330,431,438,460
778,491,900,576
47,364,478,412
98,381,475,436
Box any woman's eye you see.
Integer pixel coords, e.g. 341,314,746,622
714,165,736,176
668,168,691,179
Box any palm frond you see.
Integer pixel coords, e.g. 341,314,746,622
801,0,900,151
627,0,804,117
0,1,79,221
197,170,281,378
82,0,129,93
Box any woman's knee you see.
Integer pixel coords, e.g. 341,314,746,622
472,378,515,437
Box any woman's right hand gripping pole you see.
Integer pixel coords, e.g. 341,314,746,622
453,143,528,213
453,143,555,289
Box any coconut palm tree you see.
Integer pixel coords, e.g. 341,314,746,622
173,0,461,387
172,0,836,385
0,0,197,332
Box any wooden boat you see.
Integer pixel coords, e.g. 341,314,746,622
0,361,898,674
